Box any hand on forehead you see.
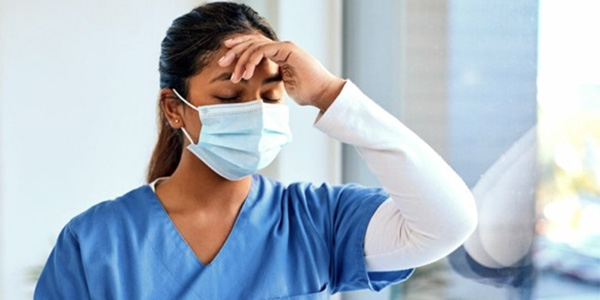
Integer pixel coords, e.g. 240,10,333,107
209,44,280,82
184,37,284,106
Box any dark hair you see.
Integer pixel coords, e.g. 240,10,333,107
146,2,277,183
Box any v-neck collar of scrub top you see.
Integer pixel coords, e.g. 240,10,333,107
143,174,260,293
35,174,412,299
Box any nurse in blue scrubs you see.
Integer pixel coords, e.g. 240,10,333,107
35,2,477,299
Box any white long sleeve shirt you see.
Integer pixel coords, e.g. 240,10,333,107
313,80,477,272
150,80,477,273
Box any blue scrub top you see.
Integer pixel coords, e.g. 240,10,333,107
35,175,413,299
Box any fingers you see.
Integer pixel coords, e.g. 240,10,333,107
218,35,294,83
223,35,255,48
232,41,272,82
218,40,253,67
242,47,269,80
218,35,266,67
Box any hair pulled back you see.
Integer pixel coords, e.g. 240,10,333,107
146,2,277,183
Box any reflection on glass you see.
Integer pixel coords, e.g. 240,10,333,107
364,0,600,299
449,127,536,283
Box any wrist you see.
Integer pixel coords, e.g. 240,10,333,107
315,77,346,112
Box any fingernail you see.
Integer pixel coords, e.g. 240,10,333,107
241,70,248,79
224,38,234,44
218,56,225,63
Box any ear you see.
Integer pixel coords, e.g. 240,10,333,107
159,88,186,129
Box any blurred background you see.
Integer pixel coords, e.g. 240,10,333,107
0,0,598,299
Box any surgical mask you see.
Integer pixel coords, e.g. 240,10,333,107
172,89,293,181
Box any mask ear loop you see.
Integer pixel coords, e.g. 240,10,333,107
172,88,198,110
172,88,198,145
180,127,195,145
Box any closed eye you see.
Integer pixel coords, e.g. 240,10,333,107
215,96,280,103
264,73,283,84
262,97,281,103
216,96,240,102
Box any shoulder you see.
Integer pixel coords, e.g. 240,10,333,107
286,179,388,204
257,175,388,208
66,185,153,239
256,175,333,203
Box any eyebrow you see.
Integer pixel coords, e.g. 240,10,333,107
210,72,282,84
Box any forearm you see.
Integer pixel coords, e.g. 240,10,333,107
314,80,477,271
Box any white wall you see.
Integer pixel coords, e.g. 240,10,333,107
0,1,197,298
0,1,343,299
275,0,343,186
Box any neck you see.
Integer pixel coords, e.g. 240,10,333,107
155,150,252,213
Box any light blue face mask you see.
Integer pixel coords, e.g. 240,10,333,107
172,89,293,181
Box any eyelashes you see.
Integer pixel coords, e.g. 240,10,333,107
262,97,281,103
215,96,281,103
216,96,239,102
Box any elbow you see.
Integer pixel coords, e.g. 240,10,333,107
449,191,478,247
462,206,478,244
466,192,479,234
425,188,478,251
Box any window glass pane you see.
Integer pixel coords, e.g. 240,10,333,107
342,0,600,299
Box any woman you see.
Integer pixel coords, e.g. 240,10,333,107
35,2,477,299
